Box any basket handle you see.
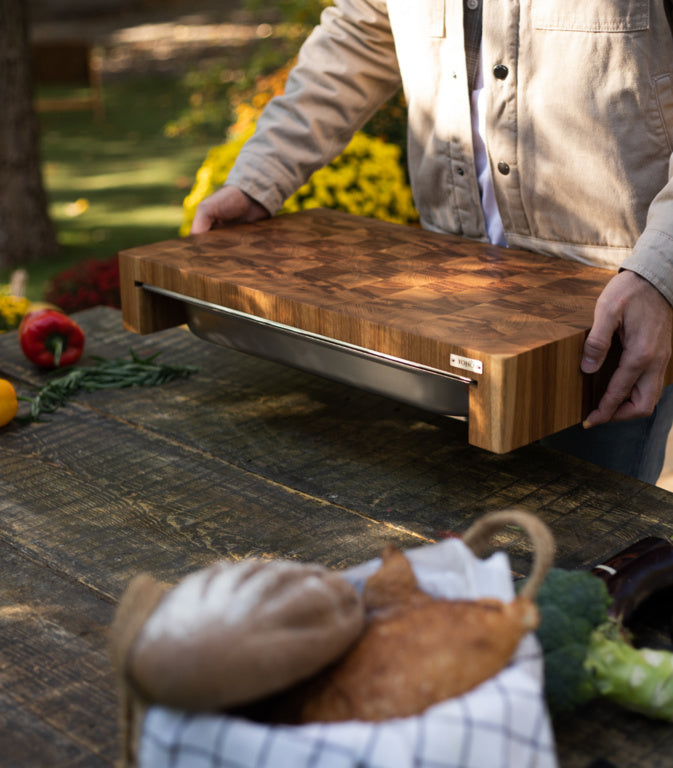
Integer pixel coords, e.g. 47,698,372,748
461,509,556,601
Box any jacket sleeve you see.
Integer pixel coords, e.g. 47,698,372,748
225,0,403,215
621,162,673,307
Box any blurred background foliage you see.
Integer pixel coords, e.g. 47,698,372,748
1,0,410,319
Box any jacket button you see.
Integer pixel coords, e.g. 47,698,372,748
497,161,510,175
493,64,509,80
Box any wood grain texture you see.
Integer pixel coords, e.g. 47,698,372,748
3,308,673,768
0,540,118,768
119,209,618,453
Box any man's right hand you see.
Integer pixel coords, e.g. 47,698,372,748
190,186,270,234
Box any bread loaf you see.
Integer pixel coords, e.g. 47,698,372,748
121,558,364,711
288,545,539,723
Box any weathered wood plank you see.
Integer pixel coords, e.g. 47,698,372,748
0,421,428,597
3,308,672,577
555,699,673,768
0,540,118,768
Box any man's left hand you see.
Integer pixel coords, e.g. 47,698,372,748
581,269,673,427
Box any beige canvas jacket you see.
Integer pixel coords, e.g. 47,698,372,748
226,0,673,304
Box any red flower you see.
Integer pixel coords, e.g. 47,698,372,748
45,256,121,313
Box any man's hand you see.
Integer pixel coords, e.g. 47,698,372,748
190,186,270,234
581,269,673,427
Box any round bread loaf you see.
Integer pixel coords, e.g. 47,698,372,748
126,558,365,711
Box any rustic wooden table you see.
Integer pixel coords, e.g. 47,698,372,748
2,306,673,768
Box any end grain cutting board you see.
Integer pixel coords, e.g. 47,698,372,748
118,209,667,454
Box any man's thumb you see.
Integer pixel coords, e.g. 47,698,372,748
581,332,609,374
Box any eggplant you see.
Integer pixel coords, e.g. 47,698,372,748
591,536,673,645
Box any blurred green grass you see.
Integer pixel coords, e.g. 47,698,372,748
5,76,227,302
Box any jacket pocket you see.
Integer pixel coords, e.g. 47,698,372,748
533,0,649,31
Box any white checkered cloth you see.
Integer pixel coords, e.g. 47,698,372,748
137,539,559,768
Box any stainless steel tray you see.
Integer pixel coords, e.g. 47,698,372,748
143,285,471,417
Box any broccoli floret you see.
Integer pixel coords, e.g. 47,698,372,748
524,567,673,721
536,603,593,653
521,567,612,713
536,568,612,629
543,643,598,712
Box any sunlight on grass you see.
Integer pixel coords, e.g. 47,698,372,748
44,151,206,192
0,6,317,302
48,165,191,192
3,10,310,303
56,230,110,246
52,203,185,229
6,76,226,300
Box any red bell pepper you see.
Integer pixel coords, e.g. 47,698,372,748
19,309,85,369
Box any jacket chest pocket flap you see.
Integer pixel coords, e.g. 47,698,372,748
533,0,649,31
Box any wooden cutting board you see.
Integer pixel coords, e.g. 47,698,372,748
119,209,645,454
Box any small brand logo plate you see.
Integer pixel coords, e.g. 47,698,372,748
450,354,483,375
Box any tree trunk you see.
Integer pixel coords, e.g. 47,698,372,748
0,0,58,271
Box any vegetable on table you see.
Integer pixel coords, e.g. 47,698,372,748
531,554,673,721
586,623,673,720
19,309,85,369
593,536,673,624
20,349,198,421
0,378,18,427
532,568,612,713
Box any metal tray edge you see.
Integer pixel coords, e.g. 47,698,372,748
142,284,471,417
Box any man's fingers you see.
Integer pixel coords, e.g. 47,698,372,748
581,304,618,375
583,368,634,427
190,204,215,234
188,187,270,235
581,338,608,375
584,364,662,427
580,271,673,428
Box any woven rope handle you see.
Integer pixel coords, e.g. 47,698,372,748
461,509,556,601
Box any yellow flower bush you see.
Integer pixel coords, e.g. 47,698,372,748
181,51,416,233
0,286,30,333
282,132,417,223
181,126,418,235
228,58,297,138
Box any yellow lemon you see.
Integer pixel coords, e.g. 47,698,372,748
0,378,18,427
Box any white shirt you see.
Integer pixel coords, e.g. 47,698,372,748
470,49,507,247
